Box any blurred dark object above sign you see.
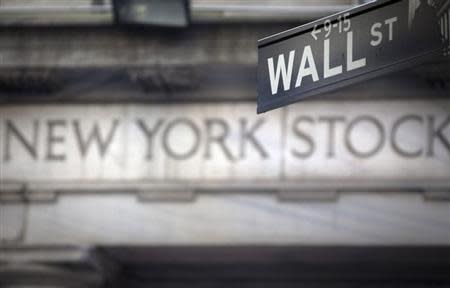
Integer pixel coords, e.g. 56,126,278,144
113,0,190,27
257,0,449,113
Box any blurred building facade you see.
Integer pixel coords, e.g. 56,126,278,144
1,0,450,287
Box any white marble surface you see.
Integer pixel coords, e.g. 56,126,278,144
1,192,450,245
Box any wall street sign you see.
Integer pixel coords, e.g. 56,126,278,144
257,0,446,113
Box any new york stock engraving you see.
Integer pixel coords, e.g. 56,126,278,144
0,101,449,183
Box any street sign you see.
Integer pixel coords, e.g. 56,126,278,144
257,0,446,113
